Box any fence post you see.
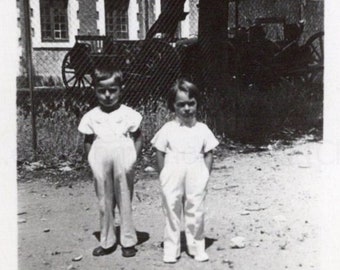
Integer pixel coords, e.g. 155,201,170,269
23,0,37,160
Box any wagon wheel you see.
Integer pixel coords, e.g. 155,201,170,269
277,32,324,89
306,32,324,65
62,48,94,90
302,31,324,84
124,40,181,104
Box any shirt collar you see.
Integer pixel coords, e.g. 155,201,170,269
175,117,197,127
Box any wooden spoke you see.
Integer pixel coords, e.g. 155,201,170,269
62,50,93,90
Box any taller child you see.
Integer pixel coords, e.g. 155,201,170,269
78,67,142,257
151,78,219,263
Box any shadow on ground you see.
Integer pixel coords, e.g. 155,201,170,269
93,227,150,246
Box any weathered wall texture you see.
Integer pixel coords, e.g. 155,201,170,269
78,0,99,35
32,49,68,86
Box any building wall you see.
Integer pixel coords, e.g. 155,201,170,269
17,0,152,86
78,0,98,35
17,0,323,88
29,0,79,48
17,0,79,87
16,0,26,77
128,0,140,39
188,0,199,37
32,49,68,86
136,0,157,39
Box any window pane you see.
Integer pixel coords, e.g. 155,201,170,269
43,31,52,39
55,31,60,39
40,0,68,41
106,9,128,39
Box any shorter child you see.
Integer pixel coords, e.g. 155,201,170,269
151,78,219,263
78,67,143,257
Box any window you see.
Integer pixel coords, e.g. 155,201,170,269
105,1,129,40
40,0,69,41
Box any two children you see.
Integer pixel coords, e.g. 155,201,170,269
79,68,218,262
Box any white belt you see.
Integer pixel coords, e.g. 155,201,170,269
165,151,204,164
94,136,132,145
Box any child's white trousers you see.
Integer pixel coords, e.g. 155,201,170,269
88,138,137,249
160,152,210,261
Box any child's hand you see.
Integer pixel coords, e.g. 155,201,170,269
131,129,143,157
203,151,213,174
156,150,166,173
84,134,94,160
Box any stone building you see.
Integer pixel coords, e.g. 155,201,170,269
16,0,199,87
16,0,323,88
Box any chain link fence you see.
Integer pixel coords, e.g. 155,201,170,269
17,0,323,164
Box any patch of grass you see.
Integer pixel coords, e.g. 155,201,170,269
17,81,322,168
17,106,83,164
137,98,173,143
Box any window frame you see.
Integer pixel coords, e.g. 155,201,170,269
105,3,129,40
40,0,69,42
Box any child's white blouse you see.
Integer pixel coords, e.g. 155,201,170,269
151,120,219,156
78,105,142,141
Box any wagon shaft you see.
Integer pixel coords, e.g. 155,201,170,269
145,0,187,41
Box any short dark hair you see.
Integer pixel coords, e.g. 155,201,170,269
167,78,201,112
92,65,123,87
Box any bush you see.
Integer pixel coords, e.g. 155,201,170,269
17,81,322,163
17,106,83,163
200,80,322,144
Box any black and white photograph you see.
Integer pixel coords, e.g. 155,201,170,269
2,0,340,269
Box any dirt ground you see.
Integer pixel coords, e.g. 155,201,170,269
18,139,323,270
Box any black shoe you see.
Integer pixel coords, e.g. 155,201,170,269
122,246,137,257
92,245,117,256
